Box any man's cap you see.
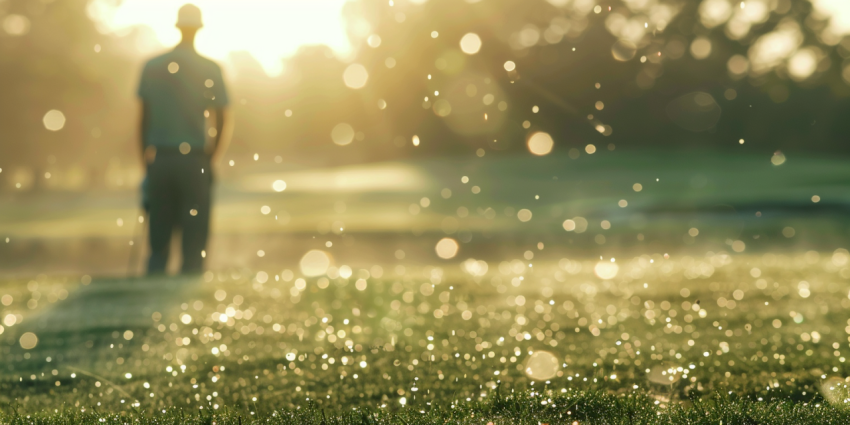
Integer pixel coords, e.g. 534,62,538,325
176,4,203,29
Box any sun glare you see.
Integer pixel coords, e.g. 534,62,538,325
88,0,353,76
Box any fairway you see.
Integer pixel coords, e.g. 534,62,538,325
4,151,850,276
3,247,850,423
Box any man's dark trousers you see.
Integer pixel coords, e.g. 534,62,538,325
146,150,211,274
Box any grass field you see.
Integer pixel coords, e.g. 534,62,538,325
4,249,850,423
4,151,850,422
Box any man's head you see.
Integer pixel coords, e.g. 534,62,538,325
176,4,203,29
176,4,202,43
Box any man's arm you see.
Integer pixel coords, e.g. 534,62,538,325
210,106,232,166
139,100,152,166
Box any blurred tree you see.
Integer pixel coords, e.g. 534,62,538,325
4,0,850,195
0,0,138,191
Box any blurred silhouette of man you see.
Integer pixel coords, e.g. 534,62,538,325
138,4,231,274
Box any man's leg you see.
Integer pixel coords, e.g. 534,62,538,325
146,159,178,274
179,156,211,274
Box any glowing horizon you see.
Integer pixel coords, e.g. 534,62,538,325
88,0,356,76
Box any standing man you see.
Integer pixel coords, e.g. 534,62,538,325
138,4,231,274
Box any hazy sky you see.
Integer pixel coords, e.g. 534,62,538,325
88,0,354,76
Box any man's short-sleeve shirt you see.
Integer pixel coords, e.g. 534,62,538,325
138,47,229,149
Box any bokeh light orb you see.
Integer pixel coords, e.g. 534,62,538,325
331,123,355,146
272,180,287,192
503,61,516,72
367,34,382,48
43,110,66,131
3,14,30,36
789,48,818,81
731,240,746,252
727,54,750,77
527,131,554,156
459,33,482,55
611,39,637,61
690,37,712,60
594,261,619,279
833,248,850,267
462,258,488,276
435,238,459,259
343,63,369,89
517,209,532,222
19,332,38,349
300,250,331,277
523,351,559,380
